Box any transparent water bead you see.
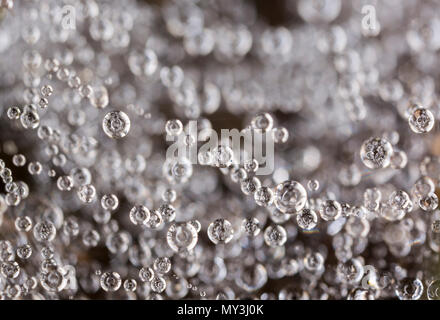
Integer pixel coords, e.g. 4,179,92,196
336,258,364,284
158,203,176,223
100,272,122,292
90,85,109,109
1,261,20,279
7,106,21,120
207,219,234,245
296,208,318,230
251,112,274,131
235,264,268,293
419,193,438,211
101,194,119,211
360,137,393,169
395,278,423,300
408,107,435,133
243,159,259,173
264,225,287,247
145,210,163,229
303,252,325,272
380,204,406,222
241,217,261,237
77,184,96,203
163,158,193,184
319,200,342,221
165,119,183,136
129,205,150,226
124,279,137,292
427,279,440,300
212,145,234,168
388,190,412,212
102,111,131,139
139,267,154,282
240,177,261,195
274,181,307,214
412,176,435,198
33,220,56,242
57,175,74,191
153,257,171,274
15,216,32,232
162,188,177,203
307,179,319,192
40,266,68,292
150,276,166,293
16,244,32,259
272,127,289,143
20,109,40,129
254,186,274,207
12,154,26,167
70,167,92,187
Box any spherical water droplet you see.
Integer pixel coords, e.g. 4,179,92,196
129,205,150,225
124,279,137,292
388,190,412,212
167,222,198,252
272,127,289,143
33,220,56,242
241,217,261,237
336,258,364,284
12,154,26,167
15,216,32,232
82,229,100,247
150,276,167,293
428,279,440,300
395,278,423,300
212,145,234,168
243,159,259,173
251,112,273,131
7,106,21,120
101,194,119,211
139,267,154,282
16,244,32,259
20,109,40,129
254,186,274,207
102,111,131,139
77,184,96,203
419,193,438,211
40,85,53,97
1,261,20,279
165,119,183,136
240,177,261,195
57,175,74,191
100,272,122,292
162,188,177,203
28,161,42,175
303,252,325,272
360,137,393,169
153,257,171,274
264,225,287,247
274,181,307,214
296,208,318,230
307,179,319,192
207,219,234,244
40,266,67,292
319,200,342,221
409,107,435,133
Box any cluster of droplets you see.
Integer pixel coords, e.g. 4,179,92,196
1,0,440,301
